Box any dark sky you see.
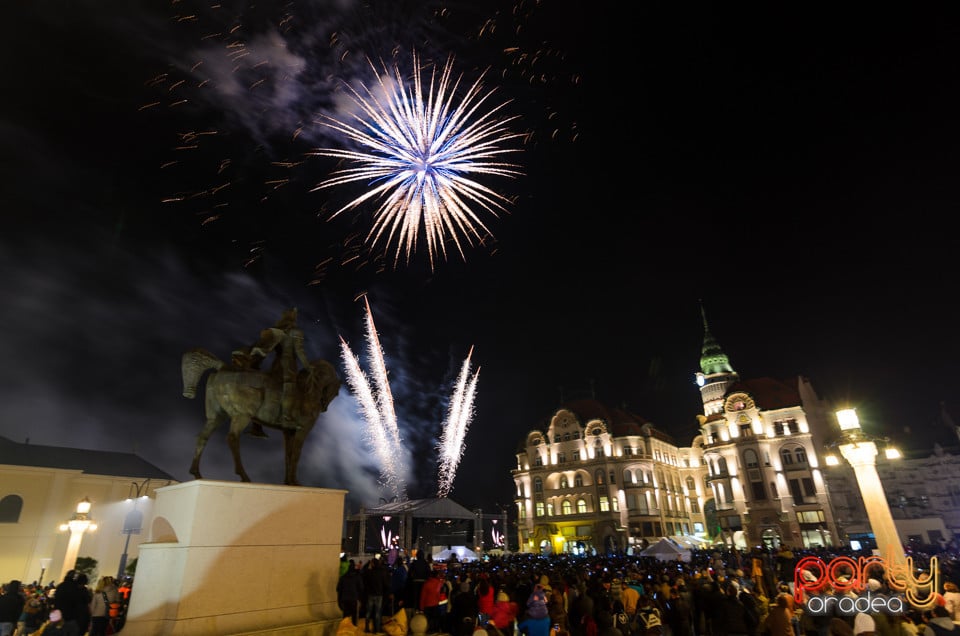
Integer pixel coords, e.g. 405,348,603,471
2,1,960,515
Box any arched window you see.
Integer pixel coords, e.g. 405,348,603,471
547,503,555,516
562,500,573,515
0,495,23,523
780,448,794,465
534,477,543,493
575,474,584,487
535,502,545,517
795,447,807,464
744,449,759,469
718,457,728,474
577,499,587,513
595,469,605,485
623,469,634,485
560,476,569,489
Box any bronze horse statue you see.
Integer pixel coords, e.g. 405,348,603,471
181,347,341,485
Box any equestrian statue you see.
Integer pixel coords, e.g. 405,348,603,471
181,308,341,485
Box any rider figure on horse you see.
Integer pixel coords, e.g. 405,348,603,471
233,308,311,438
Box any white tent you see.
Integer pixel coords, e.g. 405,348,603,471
639,537,692,562
433,545,479,562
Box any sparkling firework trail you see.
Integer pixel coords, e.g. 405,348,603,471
436,347,480,498
339,296,407,501
311,51,524,270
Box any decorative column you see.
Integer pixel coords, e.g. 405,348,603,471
58,497,97,581
835,409,905,564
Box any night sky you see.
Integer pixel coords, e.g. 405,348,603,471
2,1,960,515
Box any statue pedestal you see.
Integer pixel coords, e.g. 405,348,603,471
122,480,347,636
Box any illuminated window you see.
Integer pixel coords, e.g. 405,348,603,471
595,470,605,485
577,499,587,513
547,503,554,516
535,502,544,517
562,500,572,515
599,496,610,512
560,476,569,489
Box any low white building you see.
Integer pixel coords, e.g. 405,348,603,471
0,435,177,585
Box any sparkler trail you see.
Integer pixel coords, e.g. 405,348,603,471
311,52,525,270
436,347,480,498
339,296,407,501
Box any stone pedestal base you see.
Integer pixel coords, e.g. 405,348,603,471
122,480,346,636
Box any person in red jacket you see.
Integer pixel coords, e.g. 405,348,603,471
420,570,445,633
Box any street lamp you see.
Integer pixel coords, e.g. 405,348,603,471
117,479,151,579
826,408,905,564
58,496,97,581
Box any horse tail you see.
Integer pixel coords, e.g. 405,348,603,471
181,348,224,398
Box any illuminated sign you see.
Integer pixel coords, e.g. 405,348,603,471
794,550,939,613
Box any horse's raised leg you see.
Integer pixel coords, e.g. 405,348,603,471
228,416,252,482
190,412,223,480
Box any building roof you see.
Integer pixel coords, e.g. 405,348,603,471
348,497,477,521
728,377,801,411
0,435,178,481
560,399,679,444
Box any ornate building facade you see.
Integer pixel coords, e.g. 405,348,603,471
511,309,960,554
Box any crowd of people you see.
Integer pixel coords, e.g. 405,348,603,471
335,543,960,636
0,571,129,636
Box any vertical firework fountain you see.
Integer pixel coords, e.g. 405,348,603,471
339,296,479,503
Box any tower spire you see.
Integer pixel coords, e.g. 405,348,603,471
699,302,734,376
695,302,738,416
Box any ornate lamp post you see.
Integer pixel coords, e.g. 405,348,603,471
829,408,905,564
58,497,97,581
117,479,151,579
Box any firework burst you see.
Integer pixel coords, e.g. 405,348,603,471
436,348,480,498
311,52,524,270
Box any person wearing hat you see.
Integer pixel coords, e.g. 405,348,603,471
0,580,25,636
854,613,876,636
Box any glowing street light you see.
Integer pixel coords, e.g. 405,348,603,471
830,409,905,564
58,497,97,581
